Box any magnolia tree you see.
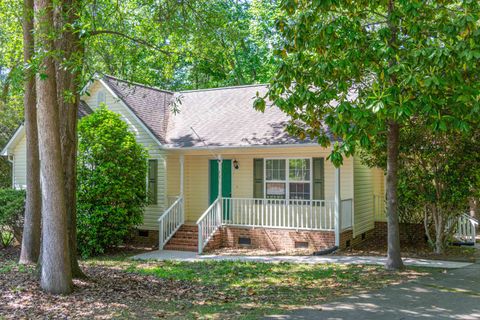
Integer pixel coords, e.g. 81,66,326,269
363,124,480,254
77,108,147,257
256,0,480,270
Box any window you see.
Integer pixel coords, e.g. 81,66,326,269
289,159,310,200
148,159,158,205
265,159,311,200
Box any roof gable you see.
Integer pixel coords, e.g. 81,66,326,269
102,76,173,144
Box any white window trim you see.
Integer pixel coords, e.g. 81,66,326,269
263,157,313,201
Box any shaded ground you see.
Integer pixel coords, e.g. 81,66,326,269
336,238,477,262
211,240,476,262
267,257,480,319
0,246,429,319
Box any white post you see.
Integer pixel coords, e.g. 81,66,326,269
179,155,184,197
218,156,223,223
334,166,341,247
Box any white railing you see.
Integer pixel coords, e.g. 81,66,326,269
341,199,353,230
158,196,184,250
197,197,222,254
454,213,478,245
167,195,180,207
222,198,336,231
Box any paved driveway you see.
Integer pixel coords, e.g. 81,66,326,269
266,262,480,319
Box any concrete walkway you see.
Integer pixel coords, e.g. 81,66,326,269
131,250,472,269
266,261,480,319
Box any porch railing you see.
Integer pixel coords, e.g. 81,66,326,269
222,198,336,231
454,213,478,245
158,196,184,250
197,197,222,254
341,199,353,230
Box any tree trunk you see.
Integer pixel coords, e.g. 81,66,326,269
470,198,478,220
35,0,73,294
54,0,85,279
385,121,405,270
19,0,41,265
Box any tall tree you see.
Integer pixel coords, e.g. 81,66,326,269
35,0,72,294
19,0,41,265
259,0,480,270
54,0,85,278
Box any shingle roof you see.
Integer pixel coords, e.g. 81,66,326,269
165,85,315,148
79,100,93,118
103,76,173,144
101,76,324,148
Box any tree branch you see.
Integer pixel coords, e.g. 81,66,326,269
88,30,174,56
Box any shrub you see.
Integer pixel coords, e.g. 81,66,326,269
77,107,148,257
0,188,25,247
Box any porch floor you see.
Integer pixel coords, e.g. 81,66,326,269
131,250,472,269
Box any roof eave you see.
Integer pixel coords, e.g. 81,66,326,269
1,125,25,156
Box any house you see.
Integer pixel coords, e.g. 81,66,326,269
1,76,387,253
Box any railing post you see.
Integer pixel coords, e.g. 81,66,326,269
159,220,164,250
198,222,203,254
334,166,341,246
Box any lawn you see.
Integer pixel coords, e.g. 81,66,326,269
0,247,431,319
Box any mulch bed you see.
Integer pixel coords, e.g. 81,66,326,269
0,246,218,319
336,238,477,262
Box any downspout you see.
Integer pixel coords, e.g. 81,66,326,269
7,153,14,189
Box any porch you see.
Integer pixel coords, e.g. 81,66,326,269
159,146,354,253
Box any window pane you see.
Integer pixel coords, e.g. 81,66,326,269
266,182,286,199
289,183,310,200
266,159,286,181
289,159,310,181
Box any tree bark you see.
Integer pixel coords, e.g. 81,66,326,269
53,0,85,279
385,121,405,270
35,0,73,294
19,0,41,265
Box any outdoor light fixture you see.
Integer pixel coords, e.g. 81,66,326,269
233,159,239,169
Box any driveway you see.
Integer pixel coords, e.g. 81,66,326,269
266,261,480,319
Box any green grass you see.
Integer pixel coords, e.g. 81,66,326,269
85,256,430,319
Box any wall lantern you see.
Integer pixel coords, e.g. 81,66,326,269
233,159,239,170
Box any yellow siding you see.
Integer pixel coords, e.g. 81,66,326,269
12,135,27,189
83,81,167,230
353,157,378,237
168,147,354,222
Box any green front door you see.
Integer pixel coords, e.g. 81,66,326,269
209,159,232,219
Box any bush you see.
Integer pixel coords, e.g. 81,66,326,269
0,188,25,247
77,107,148,257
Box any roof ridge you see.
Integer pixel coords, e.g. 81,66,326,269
178,83,268,94
103,75,175,94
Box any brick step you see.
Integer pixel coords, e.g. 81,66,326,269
167,238,198,246
170,232,198,239
164,244,198,252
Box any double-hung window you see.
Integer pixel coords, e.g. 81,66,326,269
265,159,311,200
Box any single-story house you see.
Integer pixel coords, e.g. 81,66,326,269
2,76,388,253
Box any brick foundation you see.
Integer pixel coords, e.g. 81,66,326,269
127,221,427,253
219,226,335,251
339,228,376,250
373,221,426,245
128,229,159,248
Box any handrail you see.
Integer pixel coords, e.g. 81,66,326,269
196,198,220,224
222,197,336,231
158,196,184,250
197,197,222,254
454,213,478,244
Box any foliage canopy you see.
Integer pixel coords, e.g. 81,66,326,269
77,107,148,257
